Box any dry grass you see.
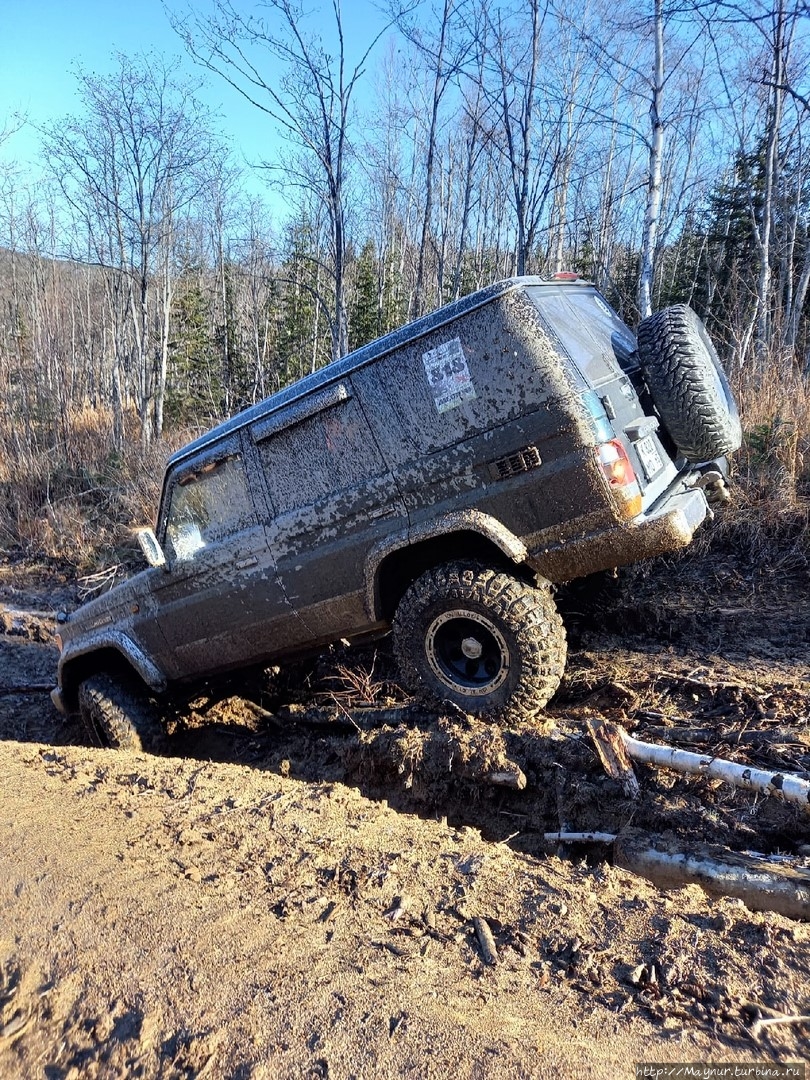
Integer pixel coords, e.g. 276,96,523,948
733,365,810,497
0,405,190,572
1,365,809,577
716,364,810,569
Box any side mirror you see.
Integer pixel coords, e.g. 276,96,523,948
136,528,167,570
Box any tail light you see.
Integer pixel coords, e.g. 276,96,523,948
597,440,642,519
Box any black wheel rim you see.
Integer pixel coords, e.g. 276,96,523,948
425,609,510,696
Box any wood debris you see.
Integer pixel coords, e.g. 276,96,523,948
622,730,810,813
586,717,640,798
614,828,810,921
472,916,499,966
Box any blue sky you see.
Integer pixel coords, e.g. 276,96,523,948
0,0,390,209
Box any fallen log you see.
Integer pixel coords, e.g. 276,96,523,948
622,730,810,813
614,828,810,921
637,725,810,749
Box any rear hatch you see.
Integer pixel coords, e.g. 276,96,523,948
526,284,680,511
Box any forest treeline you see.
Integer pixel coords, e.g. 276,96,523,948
0,0,808,567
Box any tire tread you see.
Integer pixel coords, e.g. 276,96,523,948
393,561,566,723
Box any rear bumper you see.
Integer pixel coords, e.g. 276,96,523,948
528,486,710,583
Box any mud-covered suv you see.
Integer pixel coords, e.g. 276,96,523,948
53,277,740,748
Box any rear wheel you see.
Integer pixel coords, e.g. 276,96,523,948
78,673,165,752
392,562,566,722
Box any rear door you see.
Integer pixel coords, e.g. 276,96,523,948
527,285,679,508
248,382,408,643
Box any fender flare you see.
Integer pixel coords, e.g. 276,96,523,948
363,510,528,621
58,630,168,699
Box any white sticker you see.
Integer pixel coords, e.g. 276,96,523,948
422,337,477,414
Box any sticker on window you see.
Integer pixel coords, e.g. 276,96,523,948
422,338,476,413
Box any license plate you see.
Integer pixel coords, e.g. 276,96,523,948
635,434,664,479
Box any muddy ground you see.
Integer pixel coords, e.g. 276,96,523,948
0,545,808,1078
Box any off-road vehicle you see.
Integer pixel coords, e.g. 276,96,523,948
52,276,741,749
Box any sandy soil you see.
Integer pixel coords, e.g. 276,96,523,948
0,548,808,1078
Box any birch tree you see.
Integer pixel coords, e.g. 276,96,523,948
43,54,223,447
638,0,665,319
175,0,396,361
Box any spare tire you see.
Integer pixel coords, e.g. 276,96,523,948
636,304,741,463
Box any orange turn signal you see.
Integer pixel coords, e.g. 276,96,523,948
597,441,642,519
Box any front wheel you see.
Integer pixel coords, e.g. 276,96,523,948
392,563,567,722
78,673,165,752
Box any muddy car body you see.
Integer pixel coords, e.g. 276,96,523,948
53,277,740,746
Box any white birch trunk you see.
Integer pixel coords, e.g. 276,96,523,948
638,0,665,320
623,732,810,813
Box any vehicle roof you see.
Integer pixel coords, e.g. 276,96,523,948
167,275,589,468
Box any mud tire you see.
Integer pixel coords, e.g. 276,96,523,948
636,304,741,463
392,562,567,722
78,673,165,752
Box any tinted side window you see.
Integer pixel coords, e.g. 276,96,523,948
164,455,255,561
255,398,385,514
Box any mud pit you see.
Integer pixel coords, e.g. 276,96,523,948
0,551,808,1077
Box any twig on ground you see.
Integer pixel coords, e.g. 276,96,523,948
748,1013,810,1039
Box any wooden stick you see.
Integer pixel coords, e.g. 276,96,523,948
749,1014,810,1038
543,831,617,844
472,916,499,966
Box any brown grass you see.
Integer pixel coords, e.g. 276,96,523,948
1,366,809,577
733,366,809,496
712,365,810,569
0,406,190,573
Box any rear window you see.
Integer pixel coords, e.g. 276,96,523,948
527,287,637,386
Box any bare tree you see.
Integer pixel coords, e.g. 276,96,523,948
699,0,805,362
174,0,397,361
43,54,223,447
637,0,666,319
391,0,473,315
483,0,562,276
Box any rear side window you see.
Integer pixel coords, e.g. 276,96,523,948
254,397,386,515
164,455,255,561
